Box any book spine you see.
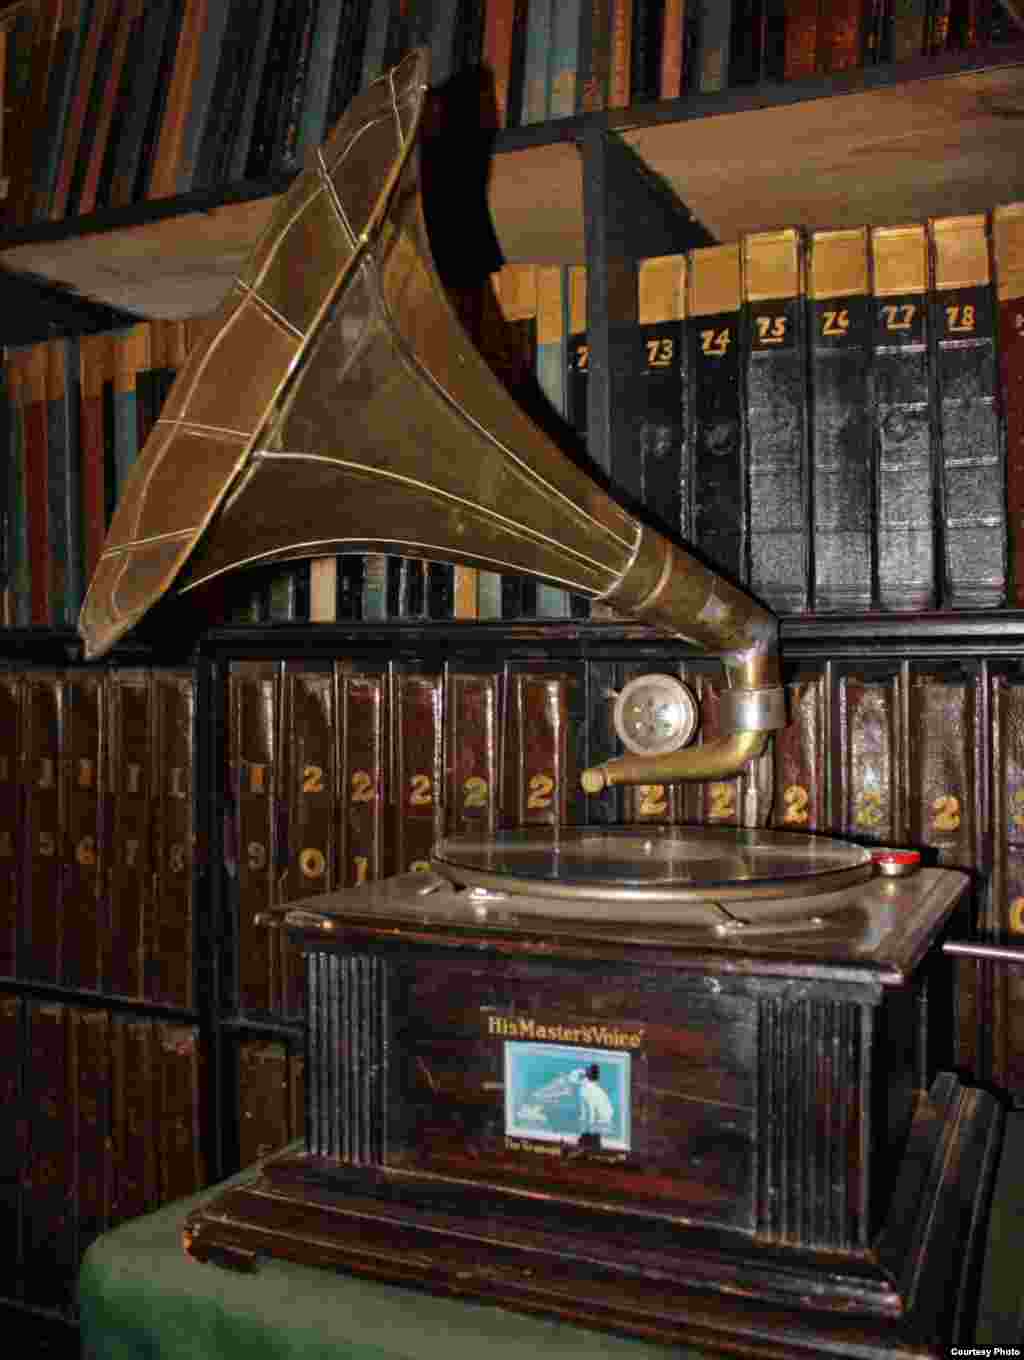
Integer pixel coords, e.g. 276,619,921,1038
107,0,179,206
0,996,22,1279
295,0,347,157
743,227,810,613
109,1017,157,1225
577,0,612,112
147,0,207,199
771,669,828,831
995,203,1024,607
237,1039,293,1166
521,0,553,123
630,0,665,102
79,333,108,585
106,669,151,999
637,253,686,540
112,325,146,502
173,0,232,192
23,1002,73,1310
502,668,580,827
9,0,62,226
835,668,905,844
549,0,582,116
6,350,30,626
444,668,500,837
47,336,82,627
889,0,929,61
155,1022,205,1204
658,0,686,97
228,660,279,1017
64,0,125,219
609,0,633,107
931,212,1006,607
686,243,746,581
909,667,981,1070
819,0,863,70
482,0,523,126
695,0,732,90
341,666,388,886
151,670,194,1009
23,343,50,626
278,662,335,1018
991,671,1024,1093
22,670,64,982
809,226,873,611
31,0,87,222
0,669,19,977
93,0,148,207
61,671,104,991
392,668,444,875
695,670,742,826
534,265,571,617
72,1006,111,1264
0,355,9,626
77,0,140,214
871,223,936,611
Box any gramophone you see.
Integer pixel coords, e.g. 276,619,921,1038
80,50,1002,1359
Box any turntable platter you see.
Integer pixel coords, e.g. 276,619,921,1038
431,826,875,903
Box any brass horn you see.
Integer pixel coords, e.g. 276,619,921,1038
78,49,785,791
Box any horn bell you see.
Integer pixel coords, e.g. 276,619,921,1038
78,48,784,788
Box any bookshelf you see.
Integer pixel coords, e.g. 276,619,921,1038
3,8,1024,1354
1,41,1023,318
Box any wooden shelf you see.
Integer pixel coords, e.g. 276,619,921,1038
1,44,1023,319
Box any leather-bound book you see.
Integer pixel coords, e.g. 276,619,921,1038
151,669,194,1009
771,669,828,832
808,226,873,611
392,668,444,876
105,668,152,999
871,223,936,611
61,669,104,990
687,242,746,584
227,660,279,1017
21,669,64,981
502,668,582,828
341,665,389,886
743,226,811,613
930,212,1005,607
444,668,500,838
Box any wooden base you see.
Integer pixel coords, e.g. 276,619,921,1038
185,1073,1003,1358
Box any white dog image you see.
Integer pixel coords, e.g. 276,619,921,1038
569,1063,614,1130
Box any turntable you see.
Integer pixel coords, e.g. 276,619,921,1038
182,827,999,1359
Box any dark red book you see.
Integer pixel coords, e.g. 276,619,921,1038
61,671,104,990
78,332,109,585
23,1002,74,1310
782,0,819,79
105,669,151,997
502,667,581,828
155,1023,205,1204
771,670,828,833
835,668,904,845
22,343,50,625
0,669,20,977
277,662,336,1018
444,670,499,838
228,660,279,1016
150,670,194,1009
72,1007,112,1263
392,669,443,876
341,667,388,886
909,668,982,1073
21,670,64,981
109,1017,158,1224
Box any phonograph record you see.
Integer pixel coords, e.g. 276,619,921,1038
77,49,1003,1359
